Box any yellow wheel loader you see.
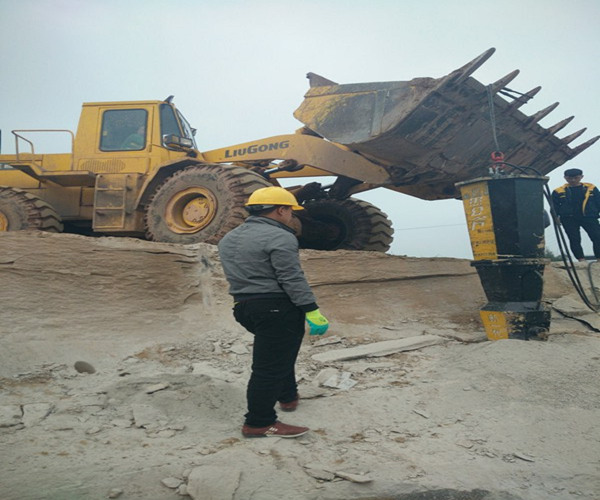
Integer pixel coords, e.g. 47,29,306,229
0,48,596,251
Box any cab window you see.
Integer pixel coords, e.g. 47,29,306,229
177,109,198,148
160,104,181,139
100,109,147,151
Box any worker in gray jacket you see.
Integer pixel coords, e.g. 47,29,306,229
218,186,329,438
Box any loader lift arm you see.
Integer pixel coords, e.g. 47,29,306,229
202,133,392,186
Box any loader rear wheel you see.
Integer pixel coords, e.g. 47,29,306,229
297,198,393,252
0,187,63,233
145,164,271,244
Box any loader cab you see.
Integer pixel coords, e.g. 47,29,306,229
95,102,197,154
74,99,198,172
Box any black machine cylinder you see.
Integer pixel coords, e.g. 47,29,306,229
471,259,546,303
457,175,550,340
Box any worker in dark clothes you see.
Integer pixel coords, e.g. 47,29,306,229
552,168,600,262
218,186,329,438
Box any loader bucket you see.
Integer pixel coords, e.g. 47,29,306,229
294,48,599,200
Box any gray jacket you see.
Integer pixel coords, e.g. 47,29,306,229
217,216,317,311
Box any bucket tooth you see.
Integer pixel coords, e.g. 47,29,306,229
451,47,496,84
508,86,542,109
306,72,338,88
490,70,520,93
571,135,600,155
547,116,574,135
527,102,559,124
562,128,587,144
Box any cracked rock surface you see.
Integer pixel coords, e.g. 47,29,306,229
0,232,598,500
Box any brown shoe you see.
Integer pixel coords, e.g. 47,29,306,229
242,421,309,438
279,394,299,412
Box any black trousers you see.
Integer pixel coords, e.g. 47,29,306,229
561,217,600,259
233,297,305,427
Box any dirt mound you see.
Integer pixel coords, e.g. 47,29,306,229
0,232,598,500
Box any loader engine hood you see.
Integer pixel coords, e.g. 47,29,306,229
294,48,599,200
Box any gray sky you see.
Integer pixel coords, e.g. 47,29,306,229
1,0,599,258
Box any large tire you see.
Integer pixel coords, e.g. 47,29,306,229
0,186,63,233
145,164,270,244
297,198,394,252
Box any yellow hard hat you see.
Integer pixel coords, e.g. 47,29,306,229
246,187,304,210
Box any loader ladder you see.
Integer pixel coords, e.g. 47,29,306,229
93,173,143,230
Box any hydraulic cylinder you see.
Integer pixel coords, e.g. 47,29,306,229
457,175,550,340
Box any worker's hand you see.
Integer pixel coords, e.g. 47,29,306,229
306,309,329,336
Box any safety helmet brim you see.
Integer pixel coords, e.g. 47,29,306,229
245,204,303,213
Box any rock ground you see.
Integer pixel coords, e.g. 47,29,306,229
0,231,599,500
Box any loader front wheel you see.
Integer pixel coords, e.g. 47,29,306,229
297,198,393,252
145,165,271,244
0,187,63,232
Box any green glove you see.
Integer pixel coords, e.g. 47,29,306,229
306,309,329,336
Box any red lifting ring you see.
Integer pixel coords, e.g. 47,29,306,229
491,151,505,163
490,151,506,172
